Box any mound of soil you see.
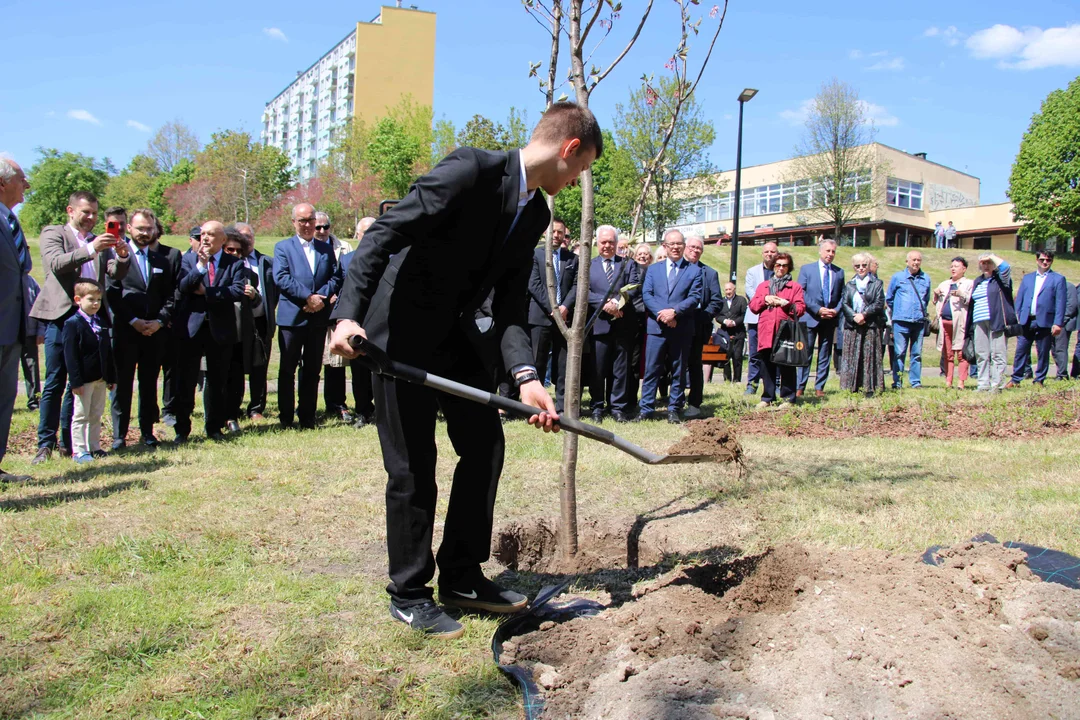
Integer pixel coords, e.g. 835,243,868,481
504,541,1080,719
667,419,744,464
738,390,1080,440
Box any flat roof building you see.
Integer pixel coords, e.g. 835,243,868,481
671,143,1025,252
260,5,436,183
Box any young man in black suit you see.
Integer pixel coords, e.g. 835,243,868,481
172,221,246,442
329,102,601,639
527,217,577,413
107,208,176,449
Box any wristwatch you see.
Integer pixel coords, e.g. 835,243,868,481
514,370,540,388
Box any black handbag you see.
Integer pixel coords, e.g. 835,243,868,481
997,291,1023,337
772,315,811,367
962,332,977,365
709,328,731,352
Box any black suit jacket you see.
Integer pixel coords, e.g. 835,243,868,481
330,147,550,374
62,313,116,388
717,294,748,336
106,244,177,327
587,254,641,336
694,262,724,336
174,250,246,345
527,245,578,327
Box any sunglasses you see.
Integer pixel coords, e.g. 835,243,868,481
315,224,330,231
223,246,241,255
773,262,790,268
853,263,869,268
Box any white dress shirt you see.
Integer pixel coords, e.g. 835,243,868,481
69,223,97,279
1030,271,1049,318
298,237,317,274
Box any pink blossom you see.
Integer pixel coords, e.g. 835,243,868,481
710,5,719,18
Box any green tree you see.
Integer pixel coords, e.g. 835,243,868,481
615,75,716,240
102,154,160,214
366,117,424,198
431,117,458,165
457,115,506,150
148,158,196,228
554,130,639,237
1008,75,1080,245
147,119,199,173
19,148,111,234
195,130,292,223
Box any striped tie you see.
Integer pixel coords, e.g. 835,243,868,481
605,259,614,287
553,251,562,305
9,211,31,273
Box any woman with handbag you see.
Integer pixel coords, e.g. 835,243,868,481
933,257,974,389
965,253,1015,392
748,252,806,408
839,253,886,396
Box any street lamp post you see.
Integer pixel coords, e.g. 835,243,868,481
728,88,757,283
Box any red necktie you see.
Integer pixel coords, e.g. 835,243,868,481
207,257,216,285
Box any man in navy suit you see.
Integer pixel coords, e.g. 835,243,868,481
173,221,246,441
683,236,722,417
107,208,176,449
273,203,343,429
0,154,32,482
587,225,641,422
796,239,845,397
527,217,577,413
1008,250,1068,387
639,230,703,422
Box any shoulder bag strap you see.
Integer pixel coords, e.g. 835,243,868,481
909,275,928,318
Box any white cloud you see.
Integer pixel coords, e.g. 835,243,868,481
780,98,899,128
966,23,1080,69
263,27,288,42
849,49,863,60
924,25,962,46
868,50,889,58
867,56,906,71
127,120,152,132
67,109,101,125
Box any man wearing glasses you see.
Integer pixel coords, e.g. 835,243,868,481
639,230,703,422
1007,250,1067,388
273,204,343,429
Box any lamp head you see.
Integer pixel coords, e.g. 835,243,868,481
738,88,758,103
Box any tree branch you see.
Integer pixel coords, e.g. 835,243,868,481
591,0,654,87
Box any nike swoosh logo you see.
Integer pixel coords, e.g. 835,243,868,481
395,608,414,624
453,590,478,599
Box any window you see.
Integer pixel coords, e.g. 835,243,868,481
887,178,923,210
973,236,992,250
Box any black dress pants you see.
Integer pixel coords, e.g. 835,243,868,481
373,342,503,604
530,324,568,413
225,343,268,421
277,325,327,427
175,327,232,438
723,333,745,382
687,329,707,408
324,360,376,418
589,330,635,414
161,331,179,418
112,324,165,440
760,349,796,404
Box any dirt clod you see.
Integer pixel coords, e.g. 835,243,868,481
667,418,744,463
510,541,1080,719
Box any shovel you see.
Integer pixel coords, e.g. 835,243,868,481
347,336,716,465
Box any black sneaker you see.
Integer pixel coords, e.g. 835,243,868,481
389,600,464,639
438,577,529,614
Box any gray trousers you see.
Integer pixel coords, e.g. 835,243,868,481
0,342,20,466
1052,330,1072,379
974,320,1007,391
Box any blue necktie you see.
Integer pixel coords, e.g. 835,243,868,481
553,251,562,305
667,260,677,296
823,265,831,305
137,248,148,283
8,211,31,273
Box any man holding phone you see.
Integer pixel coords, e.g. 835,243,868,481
30,191,129,463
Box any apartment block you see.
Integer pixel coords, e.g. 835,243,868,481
261,5,436,183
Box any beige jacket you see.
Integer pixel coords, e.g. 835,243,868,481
30,224,130,323
934,277,974,351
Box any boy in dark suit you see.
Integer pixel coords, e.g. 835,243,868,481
63,280,115,463
329,102,600,639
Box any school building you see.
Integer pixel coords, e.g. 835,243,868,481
670,143,1025,252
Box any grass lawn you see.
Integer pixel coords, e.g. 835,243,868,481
5,236,1080,717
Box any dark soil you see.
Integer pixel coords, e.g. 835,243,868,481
667,418,744,463
505,541,1080,719
737,389,1080,440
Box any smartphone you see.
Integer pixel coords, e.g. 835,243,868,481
105,220,123,241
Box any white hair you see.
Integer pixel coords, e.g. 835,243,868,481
315,211,331,223
818,238,837,248
685,235,705,248
0,153,17,182
596,224,619,239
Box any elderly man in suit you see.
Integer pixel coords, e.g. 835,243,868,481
639,229,703,423
225,222,274,422
743,241,778,396
587,224,641,422
106,208,176,449
316,212,357,423
173,221,246,442
328,102,595,638
527,217,577,413
29,191,129,464
0,154,33,482
683,236,722,418
1007,250,1068,388
273,204,343,429
717,282,748,383
796,239,845,397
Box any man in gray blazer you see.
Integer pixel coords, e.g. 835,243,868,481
0,154,32,482
742,241,778,396
30,191,129,463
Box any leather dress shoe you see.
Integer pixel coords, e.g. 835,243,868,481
249,413,265,421
174,435,189,445
590,408,605,422
111,439,127,451
0,469,32,484
227,420,242,434
353,414,375,429
815,390,825,398
339,409,355,424
795,390,804,398
142,435,160,448
611,411,630,423
31,447,52,465
667,411,681,424
1004,381,1017,389
207,431,227,442
91,450,108,459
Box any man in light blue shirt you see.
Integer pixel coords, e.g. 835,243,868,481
885,251,931,389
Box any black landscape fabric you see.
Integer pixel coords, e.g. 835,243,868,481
923,533,1080,590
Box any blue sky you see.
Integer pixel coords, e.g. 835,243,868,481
3,0,1078,204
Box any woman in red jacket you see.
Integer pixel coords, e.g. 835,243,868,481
748,252,806,407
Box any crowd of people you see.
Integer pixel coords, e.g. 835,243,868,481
1,152,1078,486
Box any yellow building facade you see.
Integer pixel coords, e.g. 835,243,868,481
671,143,1024,251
